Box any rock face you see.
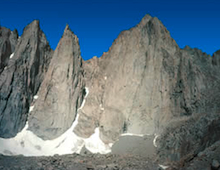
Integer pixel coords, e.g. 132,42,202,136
74,15,215,142
76,15,168,139
0,20,52,138
73,14,220,161
212,50,220,66
0,26,18,73
156,46,220,162
0,14,220,165
28,25,85,140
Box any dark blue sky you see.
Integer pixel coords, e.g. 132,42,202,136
0,0,219,60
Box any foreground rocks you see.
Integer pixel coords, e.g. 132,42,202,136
0,154,158,170
179,141,220,170
0,140,219,170
157,112,220,163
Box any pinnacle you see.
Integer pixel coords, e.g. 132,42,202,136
62,24,75,37
64,24,70,32
138,14,152,27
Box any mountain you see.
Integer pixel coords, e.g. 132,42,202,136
28,25,85,140
0,20,52,137
0,15,220,169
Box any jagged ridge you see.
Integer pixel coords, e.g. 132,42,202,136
0,15,220,165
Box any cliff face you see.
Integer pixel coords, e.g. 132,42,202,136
73,15,220,162
74,15,180,141
0,15,220,163
0,26,18,73
74,15,220,145
157,47,220,162
28,25,85,140
0,20,52,138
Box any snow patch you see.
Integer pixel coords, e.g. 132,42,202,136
84,87,89,98
4,67,7,70
10,53,14,59
0,87,111,156
153,134,159,147
99,104,104,111
29,106,34,113
108,143,114,147
121,133,144,137
78,99,86,110
0,120,84,156
84,128,111,154
104,76,107,80
33,95,38,100
158,164,169,169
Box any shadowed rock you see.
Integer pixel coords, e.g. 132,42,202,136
0,20,52,138
0,26,18,73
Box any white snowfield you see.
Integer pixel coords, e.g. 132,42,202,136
0,87,111,156
9,53,14,59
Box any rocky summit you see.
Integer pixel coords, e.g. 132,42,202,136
0,20,52,138
28,25,85,140
0,15,220,170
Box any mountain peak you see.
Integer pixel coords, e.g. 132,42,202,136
62,24,75,38
24,20,40,31
137,14,152,27
0,16,220,169
64,24,70,32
